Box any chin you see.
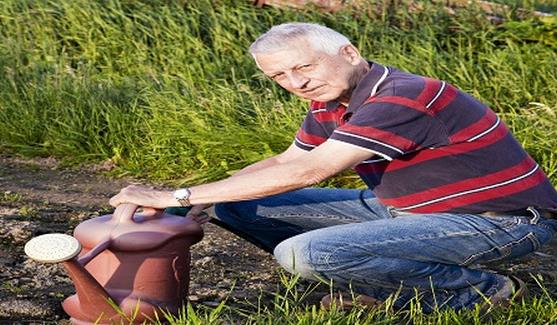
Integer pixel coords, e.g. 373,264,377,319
309,93,340,102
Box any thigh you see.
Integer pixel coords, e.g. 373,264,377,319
289,213,556,271
213,188,391,252
216,187,390,230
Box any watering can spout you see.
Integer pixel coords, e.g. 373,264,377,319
62,257,118,320
24,234,119,320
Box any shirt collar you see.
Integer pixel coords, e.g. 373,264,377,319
346,61,389,114
320,61,389,113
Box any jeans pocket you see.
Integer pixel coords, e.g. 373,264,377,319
460,232,540,266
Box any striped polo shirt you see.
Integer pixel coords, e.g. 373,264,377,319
294,62,557,214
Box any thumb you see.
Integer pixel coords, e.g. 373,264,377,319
186,205,206,217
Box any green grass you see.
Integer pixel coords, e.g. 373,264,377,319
99,273,557,324
0,0,556,186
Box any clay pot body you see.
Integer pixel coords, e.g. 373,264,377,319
61,204,203,324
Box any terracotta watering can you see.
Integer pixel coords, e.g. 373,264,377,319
24,203,204,324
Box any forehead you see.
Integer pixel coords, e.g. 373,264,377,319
254,40,322,73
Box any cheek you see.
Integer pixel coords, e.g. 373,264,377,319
276,80,292,90
319,66,350,88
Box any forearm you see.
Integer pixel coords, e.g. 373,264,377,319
187,160,322,205
231,155,282,177
147,158,318,208
109,140,373,209
149,152,301,208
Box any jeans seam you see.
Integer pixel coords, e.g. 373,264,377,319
316,248,408,290
376,215,523,242
317,221,531,268
537,222,554,232
527,232,542,249
266,214,357,222
243,214,356,226
459,231,539,266
359,189,377,214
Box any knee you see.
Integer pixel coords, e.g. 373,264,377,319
214,202,242,224
274,235,316,279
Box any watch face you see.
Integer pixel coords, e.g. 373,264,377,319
174,188,190,199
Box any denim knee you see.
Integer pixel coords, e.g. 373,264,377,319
274,235,316,279
214,202,240,223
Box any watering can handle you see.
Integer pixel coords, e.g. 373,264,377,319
113,203,139,224
112,203,162,224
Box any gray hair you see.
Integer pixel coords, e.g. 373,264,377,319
249,22,352,56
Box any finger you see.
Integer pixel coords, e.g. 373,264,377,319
191,211,209,219
109,188,128,207
186,206,206,217
193,215,211,224
109,195,119,207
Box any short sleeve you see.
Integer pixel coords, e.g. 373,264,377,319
330,98,449,160
294,111,328,151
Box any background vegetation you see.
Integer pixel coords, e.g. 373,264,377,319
0,0,556,187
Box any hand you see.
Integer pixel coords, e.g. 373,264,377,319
187,204,213,224
109,185,175,209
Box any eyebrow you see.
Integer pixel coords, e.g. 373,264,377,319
264,60,315,79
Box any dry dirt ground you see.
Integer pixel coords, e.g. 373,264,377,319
1,156,557,324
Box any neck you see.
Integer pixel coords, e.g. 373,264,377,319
337,60,371,106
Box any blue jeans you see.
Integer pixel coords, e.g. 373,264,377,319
214,188,557,311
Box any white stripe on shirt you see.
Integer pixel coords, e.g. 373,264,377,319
333,130,404,154
294,138,317,148
397,164,540,211
311,109,328,114
426,81,446,109
369,66,390,98
467,117,501,142
329,139,393,161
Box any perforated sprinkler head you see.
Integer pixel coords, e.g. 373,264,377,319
24,233,81,263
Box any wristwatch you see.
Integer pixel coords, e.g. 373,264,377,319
173,188,192,207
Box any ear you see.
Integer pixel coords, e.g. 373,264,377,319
338,44,362,66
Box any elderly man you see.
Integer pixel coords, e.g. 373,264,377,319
110,23,557,312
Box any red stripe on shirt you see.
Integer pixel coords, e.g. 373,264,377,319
449,109,497,143
381,156,538,206
296,129,326,146
366,96,431,115
313,106,347,124
339,124,419,152
416,78,440,104
313,111,339,123
405,168,546,213
310,101,327,110
428,84,458,114
379,120,508,173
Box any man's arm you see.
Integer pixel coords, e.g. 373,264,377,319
109,140,374,208
177,143,310,223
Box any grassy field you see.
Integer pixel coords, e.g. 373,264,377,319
1,0,557,323
1,0,556,186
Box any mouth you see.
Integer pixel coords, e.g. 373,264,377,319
301,85,324,94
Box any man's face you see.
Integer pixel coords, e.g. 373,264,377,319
255,40,360,103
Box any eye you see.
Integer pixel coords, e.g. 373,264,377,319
298,64,313,71
270,73,286,81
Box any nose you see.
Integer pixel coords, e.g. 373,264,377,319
288,71,309,89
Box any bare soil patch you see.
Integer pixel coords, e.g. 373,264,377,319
1,156,557,323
